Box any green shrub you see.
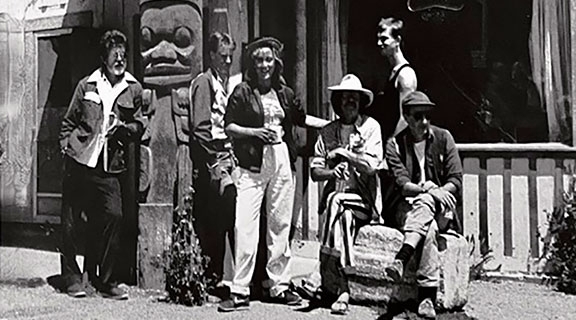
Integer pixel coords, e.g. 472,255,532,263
546,175,576,294
164,187,209,306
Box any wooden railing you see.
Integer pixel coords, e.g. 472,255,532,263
294,143,576,274
458,143,576,273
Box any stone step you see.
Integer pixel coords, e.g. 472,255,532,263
349,225,470,311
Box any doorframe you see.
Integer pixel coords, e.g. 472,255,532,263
32,27,74,224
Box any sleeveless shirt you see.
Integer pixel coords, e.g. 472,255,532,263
367,64,412,141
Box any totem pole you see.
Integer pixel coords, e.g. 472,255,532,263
138,0,202,289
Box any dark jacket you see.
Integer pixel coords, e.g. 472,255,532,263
224,80,306,172
386,125,463,197
189,68,234,166
59,69,145,173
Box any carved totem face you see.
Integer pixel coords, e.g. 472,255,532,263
140,2,202,87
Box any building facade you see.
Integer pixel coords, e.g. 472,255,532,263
2,0,576,277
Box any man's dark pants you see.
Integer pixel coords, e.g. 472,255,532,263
60,156,123,289
192,159,236,285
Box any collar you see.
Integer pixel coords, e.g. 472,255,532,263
208,68,228,90
87,68,138,84
339,114,366,129
404,126,435,143
208,67,227,84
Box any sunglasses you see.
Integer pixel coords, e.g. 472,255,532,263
408,111,432,121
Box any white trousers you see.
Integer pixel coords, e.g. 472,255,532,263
230,143,295,297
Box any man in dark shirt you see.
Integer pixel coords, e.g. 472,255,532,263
59,30,145,300
189,32,239,293
384,91,463,319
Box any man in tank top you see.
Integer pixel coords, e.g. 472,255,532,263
372,16,418,141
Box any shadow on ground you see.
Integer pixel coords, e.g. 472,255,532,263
373,300,476,320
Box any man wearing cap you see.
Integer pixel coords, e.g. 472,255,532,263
384,91,463,319
309,74,382,315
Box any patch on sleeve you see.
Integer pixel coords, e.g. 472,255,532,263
83,91,101,104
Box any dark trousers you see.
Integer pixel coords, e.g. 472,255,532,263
192,160,236,284
60,156,123,288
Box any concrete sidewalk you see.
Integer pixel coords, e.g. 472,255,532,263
0,240,317,285
0,241,381,320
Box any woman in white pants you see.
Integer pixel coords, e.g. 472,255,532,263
218,37,328,312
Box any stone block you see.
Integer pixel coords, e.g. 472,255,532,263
349,224,470,311
437,231,470,311
138,203,173,290
349,225,418,305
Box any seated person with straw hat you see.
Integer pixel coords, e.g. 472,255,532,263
307,74,383,315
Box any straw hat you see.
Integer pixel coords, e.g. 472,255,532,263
328,74,374,107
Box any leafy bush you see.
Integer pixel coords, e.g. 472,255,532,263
164,187,209,306
545,174,576,294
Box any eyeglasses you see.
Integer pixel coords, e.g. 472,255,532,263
409,111,431,121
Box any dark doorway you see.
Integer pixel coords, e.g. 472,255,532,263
36,28,99,220
346,0,542,143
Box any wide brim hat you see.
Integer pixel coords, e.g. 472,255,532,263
402,91,436,109
328,74,374,107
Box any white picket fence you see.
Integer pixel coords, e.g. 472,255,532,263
293,143,576,275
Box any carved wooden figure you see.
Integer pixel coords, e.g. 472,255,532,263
138,0,203,289
139,0,202,205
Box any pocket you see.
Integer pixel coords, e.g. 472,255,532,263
116,100,135,110
116,99,135,123
83,91,101,104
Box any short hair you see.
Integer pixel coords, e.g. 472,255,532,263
207,32,236,54
99,30,128,60
378,17,404,40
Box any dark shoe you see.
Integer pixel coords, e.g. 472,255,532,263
385,259,404,282
207,281,231,300
267,289,302,306
66,283,86,298
292,280,322,302
100,286,128,300
218,294,250,312
417,298,437,319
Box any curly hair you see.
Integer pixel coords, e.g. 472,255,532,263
99,30,128,61
244,40,285,87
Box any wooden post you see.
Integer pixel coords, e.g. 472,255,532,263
292,0,309,240
249,0,259,39
571,0,576,146
137,0,203,290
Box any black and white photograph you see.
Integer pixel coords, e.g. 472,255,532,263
1,0,575,319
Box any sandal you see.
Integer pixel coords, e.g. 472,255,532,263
330,300,349,315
